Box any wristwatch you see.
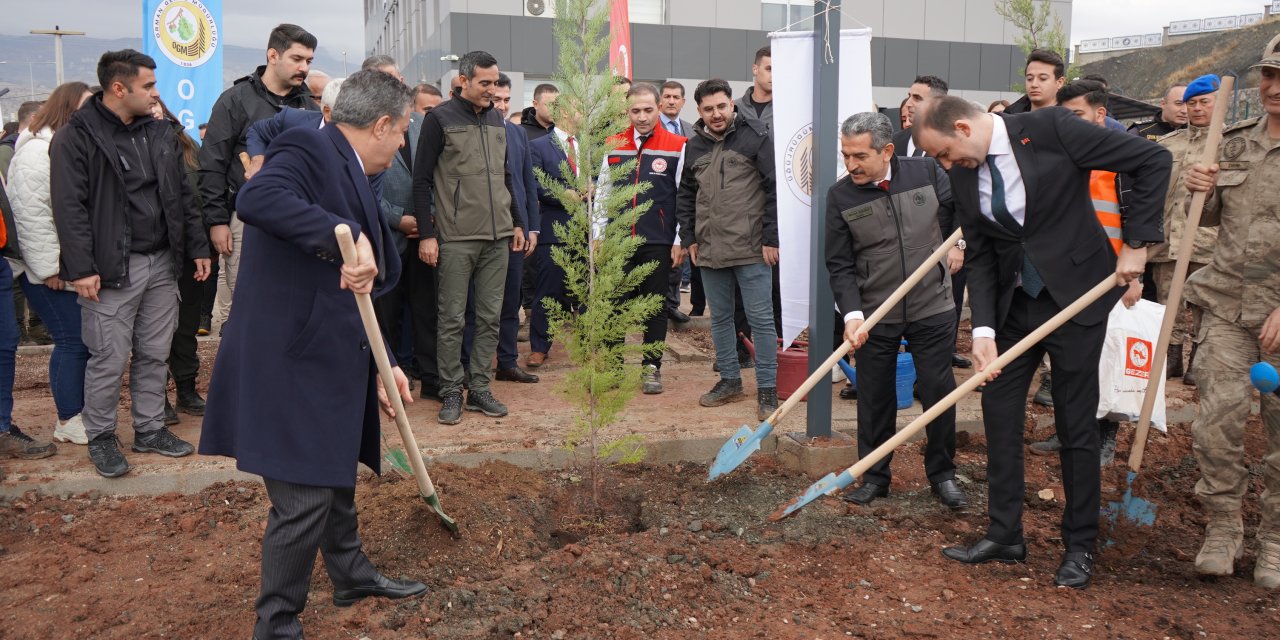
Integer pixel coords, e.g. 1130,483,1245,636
1124,240,1157,249
955,239,967,251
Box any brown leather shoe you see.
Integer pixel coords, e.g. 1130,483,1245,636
526,352,547,368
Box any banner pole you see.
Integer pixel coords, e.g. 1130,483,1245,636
804,0,840,439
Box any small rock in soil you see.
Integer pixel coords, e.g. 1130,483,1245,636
942,588,956,601
659,527,669,536
687,522,703,533
61,515,74,523
667,554,686,564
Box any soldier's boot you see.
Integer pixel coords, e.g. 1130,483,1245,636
1166,344,1184,379
1195,512,1244,576
1183,343,1200,387
1254,535,1280,589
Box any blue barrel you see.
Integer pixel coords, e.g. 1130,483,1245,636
895,341,916,410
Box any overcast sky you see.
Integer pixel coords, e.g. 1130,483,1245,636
1,0,1273,55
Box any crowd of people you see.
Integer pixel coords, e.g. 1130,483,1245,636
0,19,1276,637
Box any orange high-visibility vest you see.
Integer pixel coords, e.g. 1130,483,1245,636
1091,170,1122,255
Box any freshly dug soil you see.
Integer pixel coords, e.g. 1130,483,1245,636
3,415,1278,639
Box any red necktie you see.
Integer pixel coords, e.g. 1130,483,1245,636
879,179,891,192
566,136,577,176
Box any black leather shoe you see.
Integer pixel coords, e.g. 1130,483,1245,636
840,482,888,506
839,384,857,400
1054,552,1094,589
495,367,539,383
668,308,691,323
333,574,428,607
941,538,1027,564
952,353,972,368
931,479,968,510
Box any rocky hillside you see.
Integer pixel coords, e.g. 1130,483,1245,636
1080,17,1279,101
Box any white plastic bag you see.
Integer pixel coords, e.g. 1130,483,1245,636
1097,299,1168,431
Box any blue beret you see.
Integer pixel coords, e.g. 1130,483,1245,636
1183,74,1220,102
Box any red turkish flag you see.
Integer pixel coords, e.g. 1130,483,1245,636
609,0,632,79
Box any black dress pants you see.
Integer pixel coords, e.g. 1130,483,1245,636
981,289,1105,553
255,477,379,640
407,249,441,388
167,257,201,384
854,311,958,487
375,246,417,375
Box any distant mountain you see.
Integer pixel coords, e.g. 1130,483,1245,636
1079,18,1278,101
0,33,346,105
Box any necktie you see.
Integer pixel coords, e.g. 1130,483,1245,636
986,155,1044,298
566,136,577,176
879,179,891,192
672,120,682,136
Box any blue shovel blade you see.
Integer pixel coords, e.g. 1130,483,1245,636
708,422,774,482
773,470,856,520
1114,470,1157,526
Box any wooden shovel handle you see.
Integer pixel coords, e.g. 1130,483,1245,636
767,228,964,426
1128,75,1234,473
335,224,438,497
841,275,1120,483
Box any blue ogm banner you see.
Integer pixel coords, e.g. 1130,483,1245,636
142,0,222,143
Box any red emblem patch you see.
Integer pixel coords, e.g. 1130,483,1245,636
1124,337,1152,379
651,158,668,173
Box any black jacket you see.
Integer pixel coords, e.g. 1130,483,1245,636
952,108,1169,331
50,94,209,287
1127,117,1183,142
197,66,318,227
825,156,955,324
519,106,553,141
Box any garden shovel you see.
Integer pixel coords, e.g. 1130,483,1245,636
1106,74,1234,537
336,224,459,537
773,274,1121,520
707,228,963,481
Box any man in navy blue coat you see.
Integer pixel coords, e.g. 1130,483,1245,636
199,70,426,640
525,117,579,368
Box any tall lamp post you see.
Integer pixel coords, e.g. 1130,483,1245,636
30,26,86,86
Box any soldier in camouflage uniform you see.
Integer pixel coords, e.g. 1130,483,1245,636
1182,34,1280,589
1150,76,1221,383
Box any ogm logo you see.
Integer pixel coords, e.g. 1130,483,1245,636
783,123,814,205
152,0,219,68
1125,337,1152,379
651,157,667,174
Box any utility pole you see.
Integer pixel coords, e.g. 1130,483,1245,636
30,26,86,86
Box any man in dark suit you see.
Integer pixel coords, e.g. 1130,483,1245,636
891,75,948,159
199,70,427,640
890,74,972,369
912,95,1170,589
525,116,580,369
659,80,694,323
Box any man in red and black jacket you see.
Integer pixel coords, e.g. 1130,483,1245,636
604,83,686,394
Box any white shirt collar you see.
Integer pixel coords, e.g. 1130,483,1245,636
881,162,893,183
987,113,1012,157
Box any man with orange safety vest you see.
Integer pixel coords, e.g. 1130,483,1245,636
1029,79,1144,464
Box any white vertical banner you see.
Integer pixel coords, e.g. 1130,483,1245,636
771,29,875,348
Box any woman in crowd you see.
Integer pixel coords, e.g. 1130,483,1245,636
7,81,93,445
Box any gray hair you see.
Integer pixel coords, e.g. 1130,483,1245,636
320,77,345,110
360,54,396,71
840,112,894,150
330,69,413,128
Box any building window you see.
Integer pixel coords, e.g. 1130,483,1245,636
629,0,666,24
761,0,814,32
